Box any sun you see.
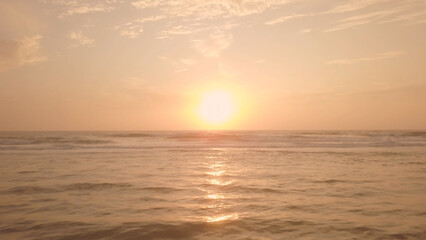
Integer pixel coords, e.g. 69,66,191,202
197,90,236,126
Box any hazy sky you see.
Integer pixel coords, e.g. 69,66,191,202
1,0,425,130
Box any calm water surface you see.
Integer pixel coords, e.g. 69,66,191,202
0,131,425,239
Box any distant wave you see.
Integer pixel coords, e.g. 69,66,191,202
34,138,111,145
401,131,426,137
109,133,154,138
0,135,111,146
313,179,348,184
138,187,187,193
168,132,243,142
2,183,133,194
1,131,426,150
64,183,133,191
197,183,283,194
3,186,59,194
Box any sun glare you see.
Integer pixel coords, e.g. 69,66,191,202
197,90,236,127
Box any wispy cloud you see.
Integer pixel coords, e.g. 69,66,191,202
126,0,292,39
192,30,233,58
0,35,47,72
69,30,94,46
157,56,198,73
325,9,400,32
326,51,406,65
115,16,166,39
131,0,291,19
178,58,197,66
324,0,389,14
264,0,425,33
265,0,387,26
325,19,372,32
42,0,121,18
378,10,426,24
60,5,114,18
157,24,205,39
298,28,313,34
265,13,309,25
131,0,162,9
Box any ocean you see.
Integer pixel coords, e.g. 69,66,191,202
0,131,425,239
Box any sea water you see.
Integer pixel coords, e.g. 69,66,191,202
0,131,425,239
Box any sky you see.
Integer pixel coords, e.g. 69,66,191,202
0,0,425,131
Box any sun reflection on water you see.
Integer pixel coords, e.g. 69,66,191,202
206,194,225,199
202,153,239,223
208,179,233,186
206,214,239,222
206,170,225,176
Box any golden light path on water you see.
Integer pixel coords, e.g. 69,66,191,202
203,151,239,223
206,170,225,176
207,214,239,223
206,194,225,199
208,179,233,186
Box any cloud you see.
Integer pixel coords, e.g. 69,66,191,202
125,0,292,39
265,14,310,25
264,0,388,26
324,9,400,32
131,0,291,18
323,1,426,32
0,35,47,72
192,30,233,58
326,51,406,65
325,19,372,32
42,0,121,18
324,0,391,15
178,58,197,66
298,28,313,34
157,24,205,39
264,0,424,33
157,56,198,73
123,0,422,45
378,10,426,24
131,0,162,9
119,29,140,39
115,16,166,39
69,30,94,46
61,5,114,17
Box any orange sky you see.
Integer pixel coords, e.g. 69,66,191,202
0,0,425,130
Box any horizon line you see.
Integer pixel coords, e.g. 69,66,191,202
1,129,425,132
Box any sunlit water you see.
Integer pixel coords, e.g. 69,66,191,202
0,131,425,239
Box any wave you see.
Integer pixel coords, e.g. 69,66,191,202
33,138,111,145
0,221,96,236
17,170,38,174
63,183,133,191
313,179,348,184
2,219,425,240
198,183,283,194
4,183,285,198
3,186,59,194
2,183,133,194
401,131,426,137
0,136,111,146
137,187,186,193
1,131,426,152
